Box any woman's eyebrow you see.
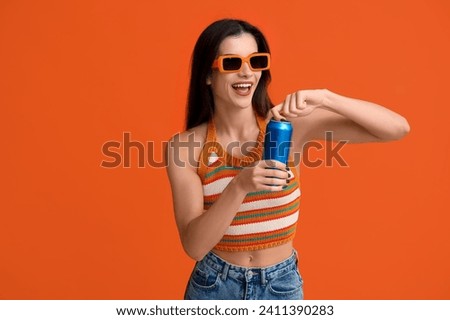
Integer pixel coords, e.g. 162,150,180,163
220,51,259,56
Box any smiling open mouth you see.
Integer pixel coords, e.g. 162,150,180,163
231,83,253,95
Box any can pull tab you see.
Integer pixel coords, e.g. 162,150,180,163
270,117,290,122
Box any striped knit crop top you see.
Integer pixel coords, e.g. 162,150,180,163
197,115,301,252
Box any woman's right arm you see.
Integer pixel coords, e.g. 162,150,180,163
165,131,290,261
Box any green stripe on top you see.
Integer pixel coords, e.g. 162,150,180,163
203,181,299,207
246,180,298,197
233,201,299,222
205,165,242,179
221,226,296,243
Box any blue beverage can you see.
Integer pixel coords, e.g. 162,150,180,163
263,118,293,165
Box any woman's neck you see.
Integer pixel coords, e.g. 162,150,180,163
212,108,259,141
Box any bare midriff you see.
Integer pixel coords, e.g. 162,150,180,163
211,241,294,268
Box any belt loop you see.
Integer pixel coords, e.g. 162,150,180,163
294,249,299,266
260,268,267,286
221,263,230,281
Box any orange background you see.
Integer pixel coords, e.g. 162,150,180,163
1,0,449,299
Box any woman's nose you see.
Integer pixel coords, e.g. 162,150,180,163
238,61,252,76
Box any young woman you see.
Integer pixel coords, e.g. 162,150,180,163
166,19,410,300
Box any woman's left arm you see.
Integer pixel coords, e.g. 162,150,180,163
271,89,410,145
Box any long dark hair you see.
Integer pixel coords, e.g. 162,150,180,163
185,19,274,130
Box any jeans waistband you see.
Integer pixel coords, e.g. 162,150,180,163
199,250,298,284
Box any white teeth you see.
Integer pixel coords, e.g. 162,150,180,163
232,83,252,88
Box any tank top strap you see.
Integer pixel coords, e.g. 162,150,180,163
255,114,267,143
206,116,218,143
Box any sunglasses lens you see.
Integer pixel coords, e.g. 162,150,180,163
222,57,242,71
250,55,269,70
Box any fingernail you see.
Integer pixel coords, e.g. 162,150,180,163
286,179,290,184
282,185,288,190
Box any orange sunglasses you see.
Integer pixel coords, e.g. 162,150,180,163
212,53,271,73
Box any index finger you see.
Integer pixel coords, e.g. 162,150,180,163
270,104,287,121
262,159,288,170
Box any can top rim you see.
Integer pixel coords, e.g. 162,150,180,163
270,117,290,123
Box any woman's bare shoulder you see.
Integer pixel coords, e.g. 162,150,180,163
166,123,208,171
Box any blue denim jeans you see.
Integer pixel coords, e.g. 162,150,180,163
184,250,303,300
